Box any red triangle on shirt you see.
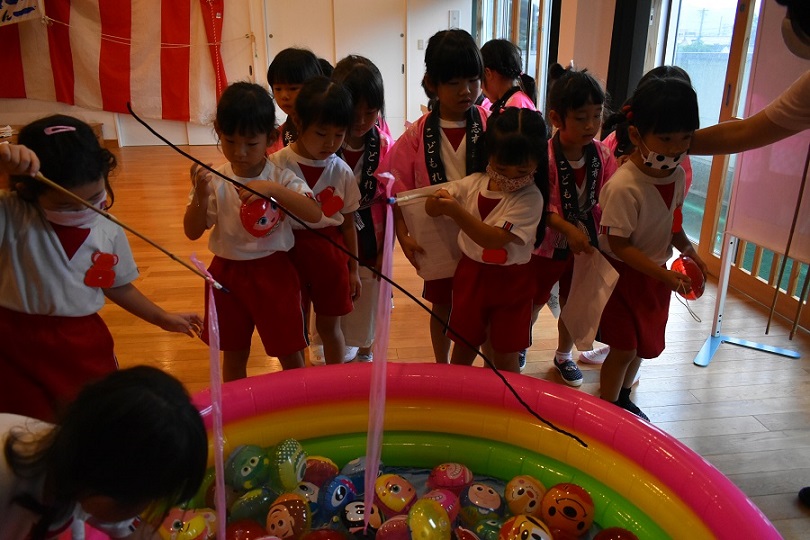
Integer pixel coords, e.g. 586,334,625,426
298,163,325,189
49,222,91,260
442,127,466,151
654,182,675,208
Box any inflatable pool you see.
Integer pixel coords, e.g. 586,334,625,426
193,363,778,539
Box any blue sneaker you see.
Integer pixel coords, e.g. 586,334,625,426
554,357,583,387
518,349,527,372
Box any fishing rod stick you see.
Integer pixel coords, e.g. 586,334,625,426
34,172,228,292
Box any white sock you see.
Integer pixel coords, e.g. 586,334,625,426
555,351,572,363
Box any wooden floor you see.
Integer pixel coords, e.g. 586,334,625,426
102,145,810,538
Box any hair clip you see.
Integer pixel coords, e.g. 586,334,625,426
621,105,634,122
44,126,77,135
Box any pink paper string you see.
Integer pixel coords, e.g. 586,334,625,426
190,254,227,540
363,174,394,530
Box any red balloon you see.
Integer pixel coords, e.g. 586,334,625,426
593,527,640,540
300,530,350,540
225,519,269,540
671,255,705,300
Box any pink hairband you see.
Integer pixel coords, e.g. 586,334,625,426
43,126,77,135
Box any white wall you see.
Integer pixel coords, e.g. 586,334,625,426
405,0,474,123
0,0,615,145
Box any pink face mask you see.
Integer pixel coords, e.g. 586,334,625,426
486,165,536,192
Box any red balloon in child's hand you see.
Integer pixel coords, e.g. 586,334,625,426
671,255,705,300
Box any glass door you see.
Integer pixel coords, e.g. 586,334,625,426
663,0,761,252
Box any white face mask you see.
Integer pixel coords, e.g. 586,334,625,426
639,141,685,171
43,190,107,228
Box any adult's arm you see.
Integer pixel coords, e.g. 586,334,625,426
689,112,798,155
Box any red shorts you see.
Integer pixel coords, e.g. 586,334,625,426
599,258,671,358
448,256,535,353
531,253,574,305
423,277,453,305
290,227,353,317
0,305,116,422
203,253,307,357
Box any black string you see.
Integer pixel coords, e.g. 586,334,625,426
126,103,587,447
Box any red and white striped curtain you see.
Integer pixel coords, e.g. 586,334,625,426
0,0,227,125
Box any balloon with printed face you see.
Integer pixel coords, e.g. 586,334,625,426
226,445,272,491
301,530,350,540
294,481,321,517
158,507,216,540
407,498,452,540
671,255,705,299
473,519,502,540
374,474,417,516
422,488,460,523
318,474,357,518
341,500,384,538
504,475,546,518
458,484,504,528
540,483,594,538
376,514,410,540
265,493,311,540
304,456,340,489
225,519,269,540
240,198,280,238
340,456,382,495
426,463,474,496
497,515,553,540
269,438,308,493
453,526,482,540
230,487,278,524
592,527,640,540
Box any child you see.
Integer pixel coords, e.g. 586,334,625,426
266,47,324,154
183,82,322,381
270,76,362,366
425,108,548,373
480,39,538,113
0,116,201,422
331,55,395,362
597,65,696,378
389,29,489,364
530,66,618,386
597,77,707,421
1,365,207,539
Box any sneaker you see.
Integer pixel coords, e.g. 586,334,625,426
578,346,609,365
310,344,325,366
554,357,583,387
617,398,649,422
344,346,359,362
518,349,527,372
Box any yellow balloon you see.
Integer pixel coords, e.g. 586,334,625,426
407,498,451,540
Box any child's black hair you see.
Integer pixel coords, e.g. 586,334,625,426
215,81,277,140
12,115,117,207
485,107,550,247
480,39,537,106
602,66,692,155
5,366,208,538
779,0,810,37
423,29,484,99
546,64,606,127
619,76,699,142
294,76,354,132
331,55,386,118
318,58,334,77
266,47,323,87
